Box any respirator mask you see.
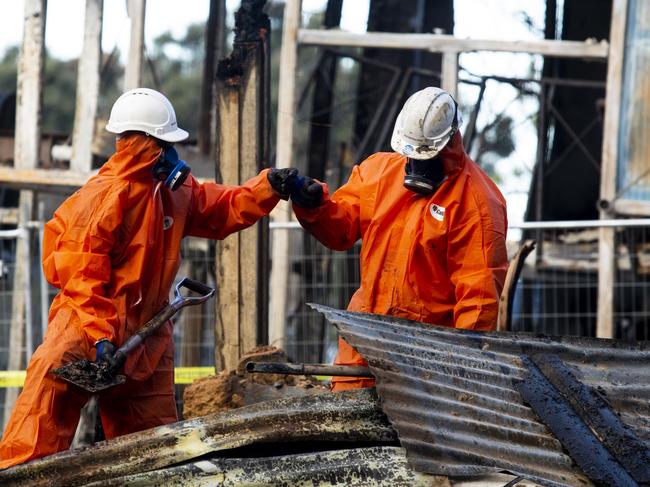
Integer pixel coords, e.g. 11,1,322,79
152,145,191,191
404,157,447,195
402,103,459,196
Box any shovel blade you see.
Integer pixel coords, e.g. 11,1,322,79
51,360,126,393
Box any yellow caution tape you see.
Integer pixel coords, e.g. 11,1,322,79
173,367,216,384
0,367,216,388
0,371,26,388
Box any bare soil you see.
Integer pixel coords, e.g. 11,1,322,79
183,346,328,418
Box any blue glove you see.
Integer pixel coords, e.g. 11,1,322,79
95,339,116,364
290,176,324,209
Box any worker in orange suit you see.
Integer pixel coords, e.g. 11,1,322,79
0,88,299,468
290,87,509,391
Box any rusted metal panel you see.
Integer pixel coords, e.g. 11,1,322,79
313,304,650,487
84,447,448,487
0,390,396,487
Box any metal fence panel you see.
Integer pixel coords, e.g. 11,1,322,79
513,224,650,339
282,227,360,363
278,220,650,364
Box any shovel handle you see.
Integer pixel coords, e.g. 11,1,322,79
114,277,215,361
170,277,215,311
177,277,214,297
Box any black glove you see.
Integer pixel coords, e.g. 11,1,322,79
267,168,299,200
291,176,324,209
95,339,116,364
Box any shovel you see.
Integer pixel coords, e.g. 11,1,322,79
51,277,215,393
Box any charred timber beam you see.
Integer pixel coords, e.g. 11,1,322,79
597,0,628,339
90,447,442,486
0,167,95,192
6,0,46,429
268,0,301,350
298,30,609,59
70,0,102,173
214,0,270,370
0,389,396,487
124,0,145,89
198,0,225,156
0,167,210,193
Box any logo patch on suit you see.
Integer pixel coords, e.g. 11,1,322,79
163,216,174,230
429,204,445,222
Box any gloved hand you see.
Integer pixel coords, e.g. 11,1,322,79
291,176,324,209
95,339,116,364
267,168,299,200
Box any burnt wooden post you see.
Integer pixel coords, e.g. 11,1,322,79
214,0,270,371
70,0,103,173
124,0,146,90
5,0,46,429
198,0,226,156
598,0,627,339
269,0,301,354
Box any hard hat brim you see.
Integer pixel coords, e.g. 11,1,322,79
391,134,450,160
105,123,189,143
155,127,189,143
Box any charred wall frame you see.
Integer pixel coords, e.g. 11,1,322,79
214,0,271,371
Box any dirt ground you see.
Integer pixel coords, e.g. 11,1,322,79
183,346,328,418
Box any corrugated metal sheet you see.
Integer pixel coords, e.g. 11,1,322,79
84,447,446,487
312,304,650,487
0,389,396,487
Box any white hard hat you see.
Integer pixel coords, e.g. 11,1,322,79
391,87,462,160
106,88,189,142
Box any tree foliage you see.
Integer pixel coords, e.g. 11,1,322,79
0,47,19,94
0,20,207,138
141,23,206,138
474,115,516,183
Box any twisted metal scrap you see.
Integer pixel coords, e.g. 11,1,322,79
313,304,650,487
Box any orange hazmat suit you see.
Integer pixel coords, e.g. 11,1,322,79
0,134,280,468
293,133,508,391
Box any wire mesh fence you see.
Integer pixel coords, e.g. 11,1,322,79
281,228,361,364
0,225,47,433
172,237,217,416
1,219,650,432
510,222,650,340
279,220,650,363
0,229,20,432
